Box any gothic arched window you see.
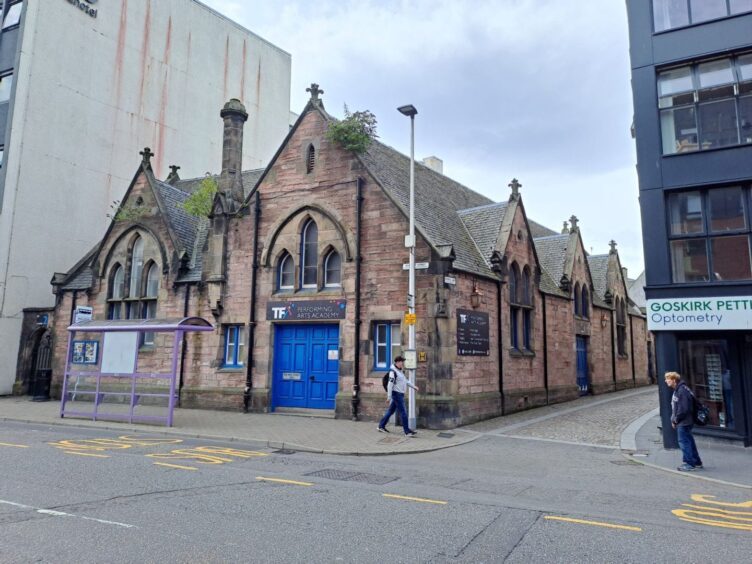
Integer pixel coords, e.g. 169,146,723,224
574,282,581,316
278,252,294,291
301,220,318,288
107,264,125,319
324,249,341,287
509,263,520,350
581,285,590,320
306,144,316,174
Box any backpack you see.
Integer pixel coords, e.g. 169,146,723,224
382,370,395,391
693,395,710,426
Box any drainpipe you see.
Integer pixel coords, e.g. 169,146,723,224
69,291,77,324
178,283,191,407
244,192,261,413
629,315,636,388
351,177,363,420
496,278,505,415
542,294,549,404
610,310,616,390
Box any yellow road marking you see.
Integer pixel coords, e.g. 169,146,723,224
153,462,198,471
0,442,29,448
256,476,313,486
681,504,752,518
382,494,448,505
690,494,752,509
62,451,110,458
544,516,642,532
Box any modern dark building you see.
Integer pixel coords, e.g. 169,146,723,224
627,0,752,447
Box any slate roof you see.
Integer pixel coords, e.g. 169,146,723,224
586,254,611,308
457,202,508,266
358,140,495,276
533,235,569,288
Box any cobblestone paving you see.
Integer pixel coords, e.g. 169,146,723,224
465,386,659,447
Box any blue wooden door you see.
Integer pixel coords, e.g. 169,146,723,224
272,324,339,410
576,336,589,395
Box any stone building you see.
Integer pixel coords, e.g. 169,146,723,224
39,86,650,428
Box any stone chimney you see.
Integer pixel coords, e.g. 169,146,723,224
622,267,629,280
422,156,443,174
220,98,248,203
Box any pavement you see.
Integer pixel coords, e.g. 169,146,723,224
1,386,749,487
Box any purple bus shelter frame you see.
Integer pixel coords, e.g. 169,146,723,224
61,317,213,426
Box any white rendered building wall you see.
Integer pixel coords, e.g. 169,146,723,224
0,0,291,393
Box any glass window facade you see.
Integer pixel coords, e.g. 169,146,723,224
653,0,752,31
658,54,752,154
678,338,737,429
668,186,752,282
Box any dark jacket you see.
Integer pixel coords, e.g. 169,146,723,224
671,381,695,427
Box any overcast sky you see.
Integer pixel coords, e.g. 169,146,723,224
201,0,644,275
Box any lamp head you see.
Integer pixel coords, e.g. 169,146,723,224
397,104,418,117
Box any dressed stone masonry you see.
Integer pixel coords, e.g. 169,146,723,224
41,87,651,428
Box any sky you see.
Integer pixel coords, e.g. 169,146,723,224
201,0,644,275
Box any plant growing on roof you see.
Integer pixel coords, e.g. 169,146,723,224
324,104,378,154
180,175,218,218
107,198,147,222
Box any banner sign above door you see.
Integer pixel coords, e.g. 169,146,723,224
267,300,346,321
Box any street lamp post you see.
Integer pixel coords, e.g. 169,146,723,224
397,103,417,431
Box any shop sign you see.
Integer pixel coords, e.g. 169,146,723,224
267,300,346,321
456,309,490,356
647,297,752,331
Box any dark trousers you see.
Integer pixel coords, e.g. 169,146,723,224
379,391,410,434
677,424,702,467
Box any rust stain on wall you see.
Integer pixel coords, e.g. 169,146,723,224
223,35,230,101
240,39,247,103
256,59,262,110
138,0,153,115
156,16,173,177
113,0,128,107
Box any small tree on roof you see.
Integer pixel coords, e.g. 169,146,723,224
325,104,378,154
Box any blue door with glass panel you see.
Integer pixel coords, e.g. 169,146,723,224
272,324,339,410
576,336,589,395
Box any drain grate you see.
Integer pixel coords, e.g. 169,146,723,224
437,432,455,438
273,449,296,455
304,468,397,485
611,459,640,466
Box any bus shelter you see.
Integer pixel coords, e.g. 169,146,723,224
61,317,213,426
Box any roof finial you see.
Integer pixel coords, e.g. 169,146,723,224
609,239,617,254
166,165,181,185
508,178,521,200
140,147,154,167
561,221,570,234
569,214,579,231
306,83,324,101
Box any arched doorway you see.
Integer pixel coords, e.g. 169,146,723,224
28,330,52,401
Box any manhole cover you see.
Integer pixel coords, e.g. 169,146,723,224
437,432,455,438
273,449,296,455
378,437,402,444
304,468,397,485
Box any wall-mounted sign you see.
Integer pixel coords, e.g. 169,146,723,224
402,262,430,270
282,372,301,381
647,297,752,331
327,349,339,360
65,0,98,19
36,314,49,326
71,340,99,364
267,300,346,321
444,276,456,286
418,351,427,362
456,309,490,356
73,306,93,324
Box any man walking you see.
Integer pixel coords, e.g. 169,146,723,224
665,371,703,472
378,355,419,436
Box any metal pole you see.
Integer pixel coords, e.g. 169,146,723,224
407,113,416,431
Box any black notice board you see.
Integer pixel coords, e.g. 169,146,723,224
456,309,490,356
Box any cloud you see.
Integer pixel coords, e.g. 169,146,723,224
201,0,644,273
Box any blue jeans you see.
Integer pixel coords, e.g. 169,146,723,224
379,391,411,434
677,424,702,467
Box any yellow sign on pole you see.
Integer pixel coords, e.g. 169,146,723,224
404,313,417,325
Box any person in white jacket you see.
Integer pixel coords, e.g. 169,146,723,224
377,356,419,436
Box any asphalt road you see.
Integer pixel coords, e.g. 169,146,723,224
1,420,750,563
